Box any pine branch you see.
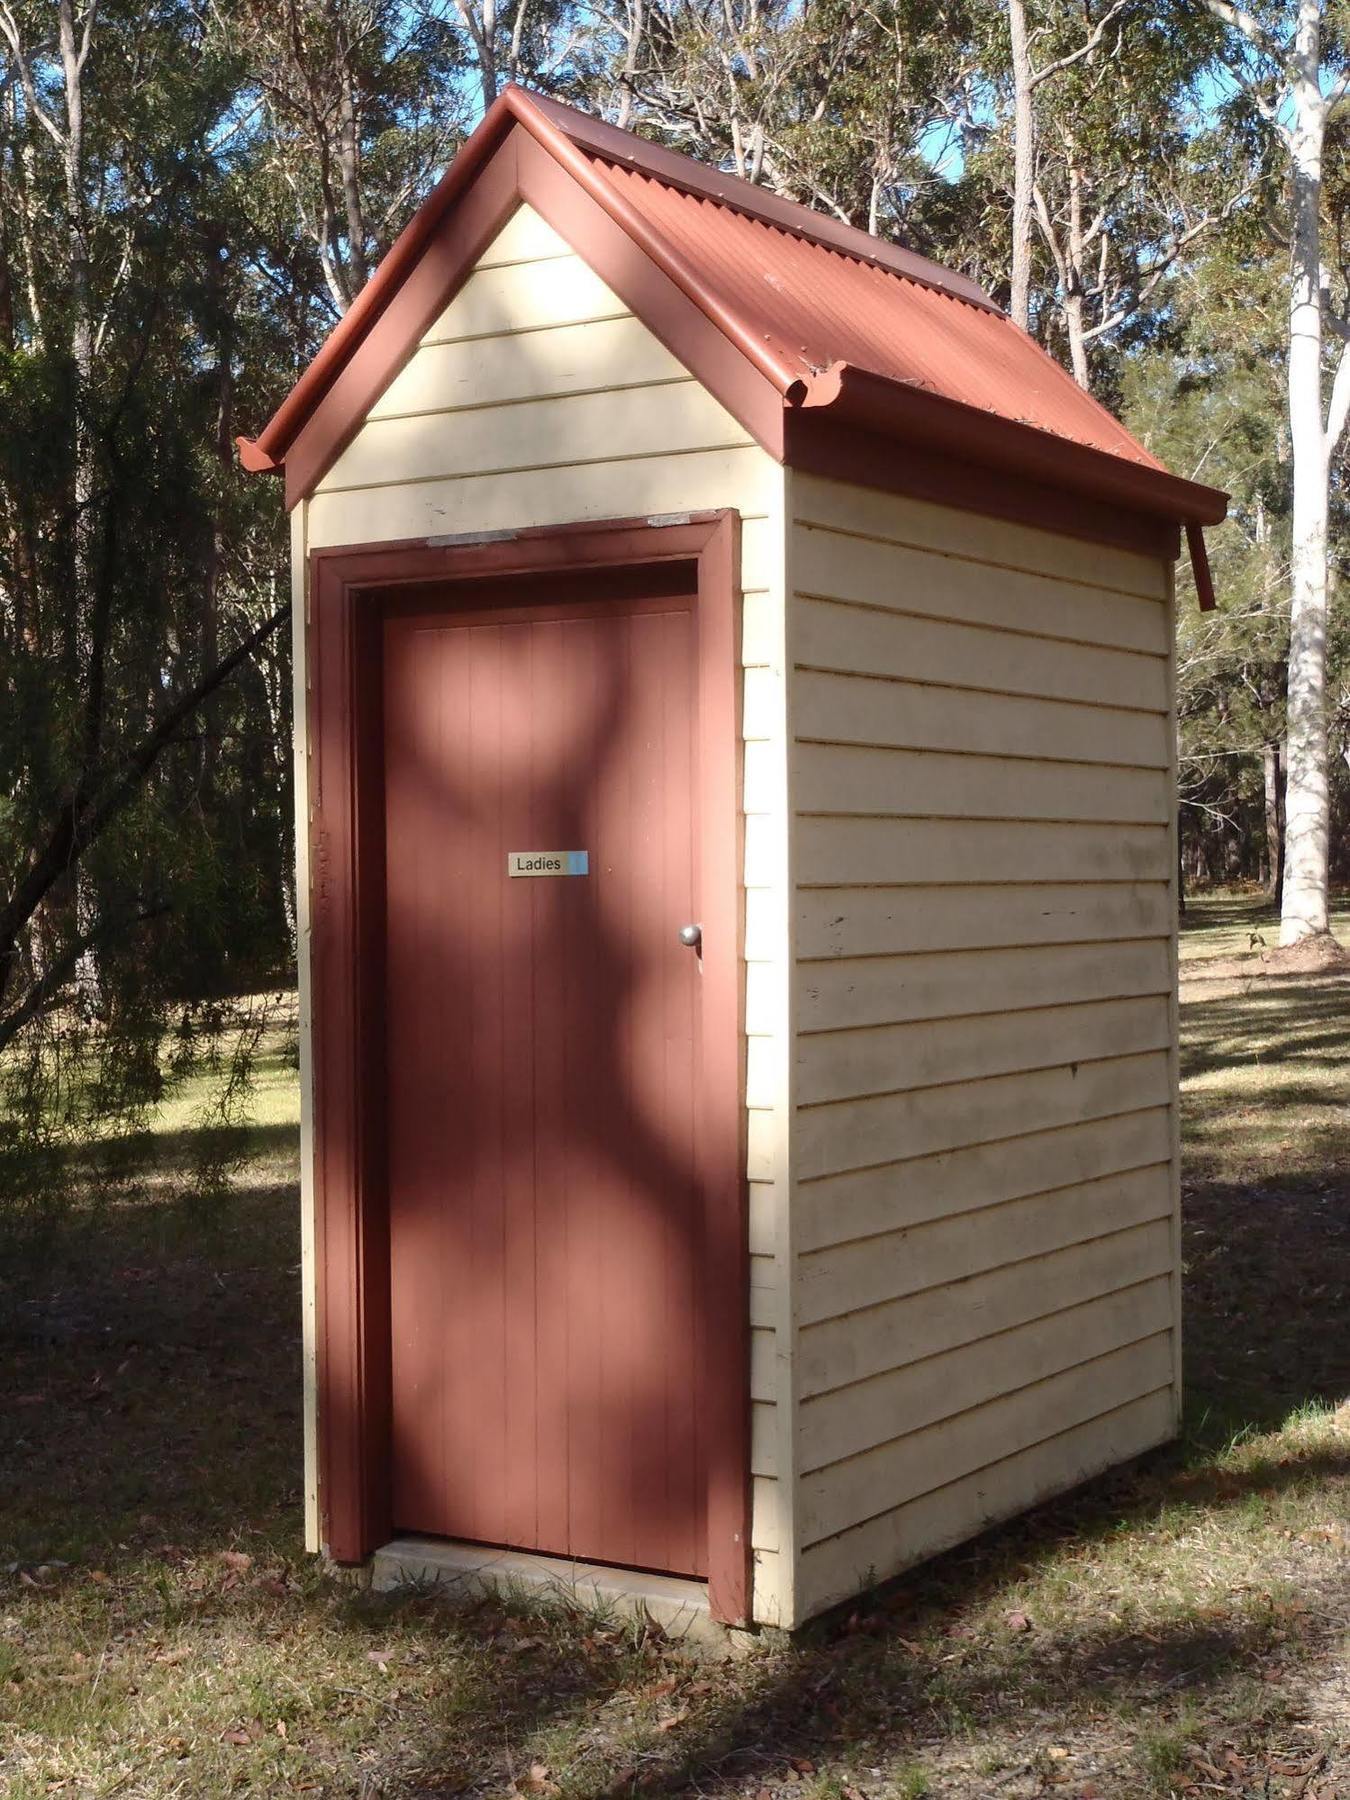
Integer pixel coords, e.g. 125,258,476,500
0,602,289,1013
0,901,170,1055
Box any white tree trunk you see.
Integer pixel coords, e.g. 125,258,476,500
1063,150,1090,386
614,0,642,127
336,76,368,292
58,0,104,1005
1281,0,1332,943
1008,0,1035,330
453,0,499,113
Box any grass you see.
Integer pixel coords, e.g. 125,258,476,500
3,894,1350,1797
1178,891,1350,966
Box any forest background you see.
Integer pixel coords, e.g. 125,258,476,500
0,0,1344,1175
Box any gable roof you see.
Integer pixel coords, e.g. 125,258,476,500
239,86,1226,561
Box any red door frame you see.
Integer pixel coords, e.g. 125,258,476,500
306,511,751,1625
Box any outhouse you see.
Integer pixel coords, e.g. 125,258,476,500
240,87,1227,1632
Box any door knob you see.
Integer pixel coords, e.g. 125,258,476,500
678,923,702,950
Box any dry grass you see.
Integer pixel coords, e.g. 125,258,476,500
4,895,1350,1798
1178,892,1350,967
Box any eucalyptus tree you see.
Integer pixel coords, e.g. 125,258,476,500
1188,0,1350,944
981,1,1243,385
572,0,979,245
571,0,812,190
225,0,472,318
0,0,293,1148
1003,0,1130,330
1122,205,1350,893
449,0,580,112
1125,299,1295,888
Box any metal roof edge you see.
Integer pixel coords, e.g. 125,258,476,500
239,85,815,474
506,89,809,400
797,362,1229,529
238,89,524,470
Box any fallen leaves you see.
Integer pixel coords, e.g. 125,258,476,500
508,1762,559,1796
221,1720,265,1747
775,1756,819,1782
220,1717,291,1749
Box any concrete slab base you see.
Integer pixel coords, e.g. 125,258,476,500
370,1535,736,1649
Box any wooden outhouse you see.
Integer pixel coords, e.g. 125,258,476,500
240,87,1227,1632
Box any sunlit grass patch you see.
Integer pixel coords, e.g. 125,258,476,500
1178,888,1350,964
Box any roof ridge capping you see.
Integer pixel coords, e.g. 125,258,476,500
521,89,1000,315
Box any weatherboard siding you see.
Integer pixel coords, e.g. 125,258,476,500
787,472,1180,1623
299,205,795,1626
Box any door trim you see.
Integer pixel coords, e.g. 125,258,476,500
306,511,751,1625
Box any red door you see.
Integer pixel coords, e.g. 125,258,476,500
382,570,706,1576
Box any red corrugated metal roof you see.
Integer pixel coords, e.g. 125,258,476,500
588,156,1161,472
239,85,1224,546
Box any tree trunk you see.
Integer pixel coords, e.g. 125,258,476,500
57,0,103,1008
614,0,642,128
0,167,15,353
1263,740,1286,898
58,0,91,396
455,0,499,113
336,72,368,292
1280,0,1332,944
1008,0,1035,330
1063,149,1090,386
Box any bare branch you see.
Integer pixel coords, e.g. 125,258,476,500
0,3,67,146
1028,0,1131,89
0,603,288,1005
1195,0,1283,65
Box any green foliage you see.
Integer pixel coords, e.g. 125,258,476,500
0,2,298,1206
0,0,1345,1199
1122,218,1350,887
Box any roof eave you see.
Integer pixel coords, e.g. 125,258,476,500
237,85,813,477
237,87,526,473
793,361,1228,530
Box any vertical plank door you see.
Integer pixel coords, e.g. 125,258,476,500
382,578,707,1577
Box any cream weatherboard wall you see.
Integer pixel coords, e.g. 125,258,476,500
291,204,796,1626
784,472,1181,1622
